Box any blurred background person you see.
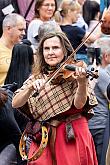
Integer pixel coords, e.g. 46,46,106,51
4,40,34,89
0,0,20,37
73,0,88,30
0,87,26,165
0,13,26,165
4,39,34,132
0,13,26,86
27,0,57,50
4,39,34,133
83,0,101,36
37,20,61,41
89,37,110,165
55,0,101,64
17,0,35,26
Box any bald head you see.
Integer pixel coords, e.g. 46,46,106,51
94,37,110,57
2,13,25,29
1,13,26,47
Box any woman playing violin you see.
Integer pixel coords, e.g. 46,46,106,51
12,31,98,165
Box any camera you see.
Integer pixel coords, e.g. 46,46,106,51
87,47,101,65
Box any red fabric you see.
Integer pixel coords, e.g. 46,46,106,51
28,108,98,165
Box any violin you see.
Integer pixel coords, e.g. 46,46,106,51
32,59,98,97
50,59,98,84
63,61,98,80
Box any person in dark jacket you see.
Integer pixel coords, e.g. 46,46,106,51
0,0,20,37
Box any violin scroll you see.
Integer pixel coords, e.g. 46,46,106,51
64,64,98,80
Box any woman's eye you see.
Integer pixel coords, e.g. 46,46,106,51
44,47,50,51
53,46,59,50
43,46,61,52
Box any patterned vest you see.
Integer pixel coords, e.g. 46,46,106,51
25,76,98,121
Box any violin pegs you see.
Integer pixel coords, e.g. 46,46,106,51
91,67,94,71
56,63,60,69
86,75,89,78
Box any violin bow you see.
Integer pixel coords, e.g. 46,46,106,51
32,19,103,97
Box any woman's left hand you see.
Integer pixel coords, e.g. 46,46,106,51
72,66,88,84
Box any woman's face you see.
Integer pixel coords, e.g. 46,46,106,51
71,10,80,23
68,7,80,23
78,0,86,5
43,36,65,66
39,0,56,21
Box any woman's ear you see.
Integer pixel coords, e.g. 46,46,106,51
103,52,108,62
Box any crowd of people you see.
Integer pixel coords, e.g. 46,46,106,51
0,0,110,165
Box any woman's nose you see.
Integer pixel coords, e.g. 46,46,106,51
48,47,54,54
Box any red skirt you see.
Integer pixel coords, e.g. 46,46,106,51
28,109,98,165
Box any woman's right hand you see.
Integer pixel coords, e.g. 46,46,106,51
12,76,45,108
32,79,46,92
24,75,46,92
